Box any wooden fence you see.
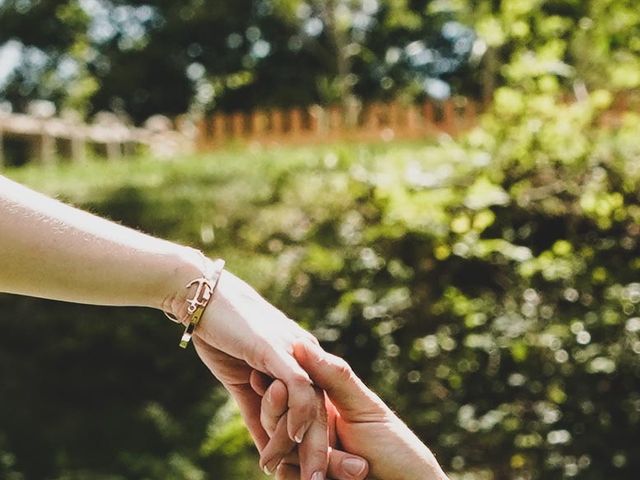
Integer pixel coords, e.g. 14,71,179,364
5,92,635,165
0,99,477,167
195,98,481,149
0,112,193,167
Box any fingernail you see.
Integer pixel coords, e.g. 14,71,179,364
293,423,308,444
343,457,367,477
263,457,280,476
311,472,324,480
265,385,273,403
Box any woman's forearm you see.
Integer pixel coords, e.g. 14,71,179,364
0,175,201,310
0,176,334,479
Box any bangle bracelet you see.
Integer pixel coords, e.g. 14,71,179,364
165,257,225,349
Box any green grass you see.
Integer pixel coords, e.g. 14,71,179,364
3,139,447,286
4,138,455,199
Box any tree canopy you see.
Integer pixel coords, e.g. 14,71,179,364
2,0,639,121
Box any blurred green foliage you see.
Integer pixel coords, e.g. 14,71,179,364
3,79,640,478
2,3,640,477
2,0,639,120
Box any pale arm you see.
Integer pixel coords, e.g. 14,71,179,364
0,175,331,480
0,175,200,308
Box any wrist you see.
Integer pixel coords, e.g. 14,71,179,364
159,246,209,321
386,419,450,480
411,445,449,480
415,454,449,480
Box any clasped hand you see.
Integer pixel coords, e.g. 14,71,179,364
179,269,447,480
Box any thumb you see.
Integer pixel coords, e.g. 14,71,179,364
293,340,386,418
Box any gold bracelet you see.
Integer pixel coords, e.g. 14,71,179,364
165,257,225,349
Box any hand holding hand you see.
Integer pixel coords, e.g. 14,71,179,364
253,340,450,480
249,369,370,480
167,268,329,480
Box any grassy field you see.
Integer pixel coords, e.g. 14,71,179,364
5,137,470,197
4,139,452,284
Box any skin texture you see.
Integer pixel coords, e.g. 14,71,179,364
253,340,450,480
0,175,338,480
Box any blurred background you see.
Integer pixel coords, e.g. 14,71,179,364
1,0,640,479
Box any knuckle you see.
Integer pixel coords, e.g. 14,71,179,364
260,412,276,435
311,393,328,424
276,463,296,480
283,451,299,465
303,333,320,346
308,447,330,467
314,406,328,427
261,438,292,466
288,372,312,389
291,399,315,421
251,339,272,373
332,357,354,382
268,445,289,459
270,379,288,404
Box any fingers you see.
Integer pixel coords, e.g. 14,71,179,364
232,383,271,451
261,380,289,437
256,374,368,480
260,382,329,480
264,348,316,444
260,386,369,480
260,413,295,475
249,370,272,397
193,337,270,451
276,463,301,480
297,385,329,480
276,449,370,480
293,340,386,419
326,448,369,480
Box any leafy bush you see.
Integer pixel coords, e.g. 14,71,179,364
270,91,640,479
4,90,640,479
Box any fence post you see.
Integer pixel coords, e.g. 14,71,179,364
40,127,56,165
422,101,434,133
406,104,420,135
106,141,122,162
196,117,210,150
463,100,477,129
290,108,303,138
231,112,245,138
309,105,327,137
345,97,362,128
365,103,380,132
329,106,343,139
250,110,267,140
388,102,401,134
71,133,87,164
212,113,227,144
442,100,455,134
271,109,284,137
